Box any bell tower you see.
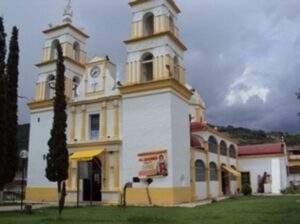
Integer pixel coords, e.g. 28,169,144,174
124,0,187,85
120,0,193,205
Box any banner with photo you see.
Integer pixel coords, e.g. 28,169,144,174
138,150,168,178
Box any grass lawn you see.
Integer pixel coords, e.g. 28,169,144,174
0,196,300,224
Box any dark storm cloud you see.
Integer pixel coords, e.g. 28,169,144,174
0,0,299,132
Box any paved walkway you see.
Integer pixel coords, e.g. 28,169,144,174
0,203,54,212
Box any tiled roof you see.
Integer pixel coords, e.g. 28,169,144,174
239,143,284,156
190,122,206,132
191,134,204,149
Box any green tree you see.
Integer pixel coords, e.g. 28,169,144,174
45,42,69,215
5,26,20,187
0,17,7,194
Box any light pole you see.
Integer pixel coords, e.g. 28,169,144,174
19,150,28,212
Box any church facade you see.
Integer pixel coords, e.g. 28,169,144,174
26,0,244,205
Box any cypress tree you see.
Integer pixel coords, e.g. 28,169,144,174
5,26,19,186
45,42,69,215
0,17,7,192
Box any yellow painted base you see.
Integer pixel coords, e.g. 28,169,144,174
25,187,58,202
126,187,191,205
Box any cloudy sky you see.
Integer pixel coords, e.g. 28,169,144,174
0,0,300,133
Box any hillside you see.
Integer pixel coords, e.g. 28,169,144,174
216,125,300,146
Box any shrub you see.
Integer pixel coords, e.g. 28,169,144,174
281,186,300,194
242,184,252,196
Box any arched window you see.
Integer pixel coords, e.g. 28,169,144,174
73,76,80,98
73,42,80,61
229,145,236,158
220,141,227,156
231,165,237,180
46,74,55,99
195,160,205,182
210,162,218,181
50,39,60,60
174,56,180,81
141,52,154,82
209,136,218,154
143,12,154,36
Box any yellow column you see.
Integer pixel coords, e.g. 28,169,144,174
159,55,164,79
113,100,120,140
69,107,76,142
217,144,223,196
114,151,120,190
40,82,46,100
138,20,143,37
80,106,86,142
190,149,196,201
205,143,211,198
100,102,107,140
153,57,158,80
136,61,141,83
103,152,110,190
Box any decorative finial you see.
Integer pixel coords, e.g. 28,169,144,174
63,0,73,23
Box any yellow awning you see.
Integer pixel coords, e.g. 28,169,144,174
70,149,104,161
222,165,241,177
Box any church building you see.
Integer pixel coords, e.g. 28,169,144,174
26,0,286,205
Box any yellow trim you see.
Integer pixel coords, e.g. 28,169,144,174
126,187,191,205
43,23,89,38
124,31,187,51
86,90,104,97
288,161,300,166
70,95,121,107
68,140,122,149
70,149,105,161
28,99,53,110
222,165,241,177
25,187,57,202
36,56,86,69
119,78,193,100
238,153,285,159
129,0,181,14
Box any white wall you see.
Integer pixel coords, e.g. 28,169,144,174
239,156,287,194
121,90,190,188
210,181,219,198
27,110,56,188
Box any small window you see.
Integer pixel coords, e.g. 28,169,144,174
209,136,218,154
141,53,154,82
210,162,218,181
195,160,205,182
143,12,154,36
89,114,100,140
73,42,80,61
73,77,80,98
46,74,55,99
50,39,60,60
229,145,236,158
220,141,227,156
